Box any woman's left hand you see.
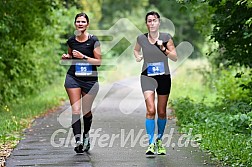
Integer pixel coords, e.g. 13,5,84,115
72,50,84,59
157,40,165,51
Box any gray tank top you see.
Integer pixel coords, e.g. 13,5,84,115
137,32,171,76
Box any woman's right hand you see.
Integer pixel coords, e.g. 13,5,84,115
62,53,72,59
136,55,143,62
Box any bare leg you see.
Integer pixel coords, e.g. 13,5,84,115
157,95,169,119
143,91,156,144
143,91,156,119
65,88,82,114
157,94,169,140
65,88,82,142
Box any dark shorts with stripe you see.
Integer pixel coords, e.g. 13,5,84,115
64,74,99,95
140,74,171,95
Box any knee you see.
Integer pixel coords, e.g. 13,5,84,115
146,107,156,118
82,106,91,115
72,107,81,115
158,110,166,119
84,111,92,117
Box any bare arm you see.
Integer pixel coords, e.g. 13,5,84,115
133,42,143,62
72,46,102,66
163,39,177,62
90,46,102,66
61,47,73,59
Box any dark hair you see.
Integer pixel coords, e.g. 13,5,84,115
74,12,89,23
145,11,160,23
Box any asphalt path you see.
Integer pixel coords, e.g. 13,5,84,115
6,77,216,167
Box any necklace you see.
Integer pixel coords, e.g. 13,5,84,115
148,32,159,44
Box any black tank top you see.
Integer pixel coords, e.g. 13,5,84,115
66,34,100,81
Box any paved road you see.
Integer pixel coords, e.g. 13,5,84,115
6,77,216,167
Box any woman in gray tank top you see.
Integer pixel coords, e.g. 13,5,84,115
134,11,177,156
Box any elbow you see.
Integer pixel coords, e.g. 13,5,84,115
96,59,102,67
168,51,177,62
169,54,177,62
172,53,178,62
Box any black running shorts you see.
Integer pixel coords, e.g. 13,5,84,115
64,74,99,95
140,74,171,95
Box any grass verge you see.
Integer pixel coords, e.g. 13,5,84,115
171,98,252,166
170,61,252,166
0,77,67,166
169,58,216,103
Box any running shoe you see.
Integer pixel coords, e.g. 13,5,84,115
83,137,90,152
74,141,84,153
146,143,156,156
156,139,166,155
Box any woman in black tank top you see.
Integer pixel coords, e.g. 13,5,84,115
61,12,101,153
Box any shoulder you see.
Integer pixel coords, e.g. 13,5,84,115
137,33,147,44
160,32,172,40
66,36,76,48
89,34,99,41
137,33,147,40
67,36,75,43
89,34,100,47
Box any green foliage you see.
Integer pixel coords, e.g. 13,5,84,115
171,97,252,166
170,59,217,103
0,77,67,145
215,67,251,103
209,0,252,67
178,0,252,67
99,0,151,59
99,0,206,59
199,65,252,105
0,0,80,108
79,0,103,29
171,62,252,166
0,0,51,106
100,0,149,29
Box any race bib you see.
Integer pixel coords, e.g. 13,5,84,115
75,63,92,76
147,62,165,76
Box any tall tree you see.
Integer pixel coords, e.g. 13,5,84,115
79,0,102,29
178,0,252,67
0,0,52,105
209,0,252,67
0,0,80,107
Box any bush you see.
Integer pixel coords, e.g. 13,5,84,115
214,66,251,103
171,97,252,166
0,1,79,109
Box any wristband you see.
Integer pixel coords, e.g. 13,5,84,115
82,55,88,60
